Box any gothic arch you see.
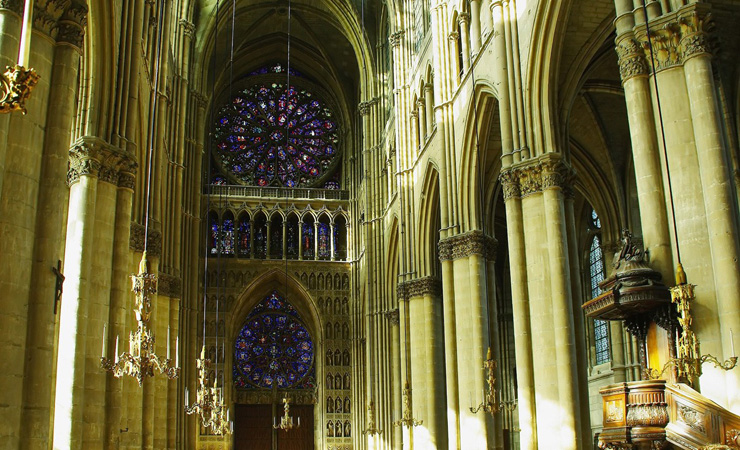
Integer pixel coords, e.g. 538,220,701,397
417,162,441,278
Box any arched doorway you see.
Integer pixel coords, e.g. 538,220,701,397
233,290,317,450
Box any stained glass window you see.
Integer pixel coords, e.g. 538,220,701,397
286,220,298,259
234,291,315,389
222,219,235,255
318,222,330,259
589,210,610,365
238,220,250,256
214,80,340,188
302,223,315,258
210,219,219,254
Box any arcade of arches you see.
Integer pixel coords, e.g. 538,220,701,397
1,0,739,449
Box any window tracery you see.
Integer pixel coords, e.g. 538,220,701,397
233,291,315,389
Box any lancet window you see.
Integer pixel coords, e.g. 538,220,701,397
589,209,610,365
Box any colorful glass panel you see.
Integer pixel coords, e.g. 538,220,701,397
238,220,250,256
210,219,219,254
302,223,314,258
286,221,298,258
234,291,315,389
589,210,610,364
214,81,339,188
318,223,330,259
222,219,235,255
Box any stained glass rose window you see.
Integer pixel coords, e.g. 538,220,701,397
214,80,340,188
234,291,315,389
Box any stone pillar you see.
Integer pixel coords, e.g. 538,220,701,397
541,157,582,449
314,221,319,260
266,219,272,259
0,1,22,196
441,231,495,449
438,258,460,449
282,220,287,259
424,84,434,133
54,140,102,449
499,171,536,450
679,8,740,408
448,32,461,84
387,309,403,450
458,14,471,73
21,8,87,448
469,0,482,54
614,31,673,280
417,98,427,143
330,221,336,261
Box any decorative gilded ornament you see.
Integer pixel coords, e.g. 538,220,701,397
0,65,39,114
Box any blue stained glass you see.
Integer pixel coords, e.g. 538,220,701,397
234,291,315,389
214,79,339,187
318,223,330,259
238,220,250,256
222,219,235,255
302,223,315,258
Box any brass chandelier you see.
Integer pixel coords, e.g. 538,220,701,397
100,252,180,385
1,0,40,114
470,348,517,415
185,347,232,435
273,396,301,431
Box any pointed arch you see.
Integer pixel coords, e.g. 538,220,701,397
417,162,441,278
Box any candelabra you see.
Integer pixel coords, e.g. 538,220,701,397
393,381,423,428
101,252,179,385
273,397,300,431
0,65,39,114
363,399,383,435
470,348,518,415
185,346,231,434
645,265,737,382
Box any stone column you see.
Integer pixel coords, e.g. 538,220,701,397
282,220,287,259
613,30,673,280
448,32,461,84
417,98,427,143
458,14,471,73
330,221,336,261
298,220,303,260
679,8,740,408
314,221,319,260
21,8,87,448
498,170,536,450
54,139,102,449
0,1,22,196
387,309,403,450
266,219,272,259
541,157,581,449
438,255,460,449
424,84,434,133
469,0,482,54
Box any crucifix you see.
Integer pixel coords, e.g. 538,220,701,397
52,260,64,314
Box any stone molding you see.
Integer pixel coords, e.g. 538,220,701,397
158,272,182,298
619,5,715,77
67,136,138,186
191,90,207,109
129,222,162,257
438,229,497,261
0,0,22,15
179,19,195,37
458,12,470,26
383,308,399,325
389,31,404,48
397,276,441,300
499,154,574,201
56,4,87,48
33,0,70,38
358,98,378,116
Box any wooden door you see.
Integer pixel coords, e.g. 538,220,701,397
234,404,314,450
234,404,272,450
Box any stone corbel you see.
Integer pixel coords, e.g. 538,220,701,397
389,30,404,48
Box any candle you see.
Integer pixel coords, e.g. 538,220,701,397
732,329,735,356
167,326,171,360
297,416,300,427
102,323,108,358
226,408,230,422
185,387,189,406
175,336,179,368
17,0,34,66
114,335,119,364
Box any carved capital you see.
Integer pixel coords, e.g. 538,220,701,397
191,90,208,109
33,0,71,38
129,222,162,257
358,101,372,116
616,36,649,81
439,230,497,261
499,170,521,201
118,171,136,190
678,10,714,61
67,137,137,186
0,0,22,15
383,308,400,325
56,4,87,48
389,31,404,48
180,19,195,37
415,97,425,109
158,272,182,298
448,31,459,42
499,154,573,199
458,12,470,26
397,276,441,300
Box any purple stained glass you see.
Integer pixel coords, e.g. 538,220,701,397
214,81,339,187
234,291,315,389
317,223,330,259
222,219,235,255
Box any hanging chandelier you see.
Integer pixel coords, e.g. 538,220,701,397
185,346,232,434
100,252,180,385
363,399,383,435
393,381,423,428
273,396,301,431
0,0,40,114
470,347,517,415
